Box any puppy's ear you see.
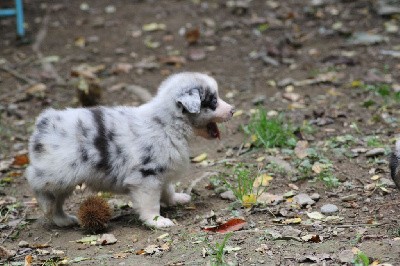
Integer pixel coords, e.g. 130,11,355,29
176,88,201,113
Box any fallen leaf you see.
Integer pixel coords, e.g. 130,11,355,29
12,154,29,166
111,63,133,74
97,234,117,245
224,246,241,253
142,23,166,32
113,252,129,259
257,193,283,205
253,174,273,187
74,36,86,48
138,243,171,255
25,255,33,266
282,217,302,224
242,194,257,208
371,175,381,181
301,234,322,243
312,162,329,174
294,140,309,159
185,28,200,44
307,211,325,220
203,218,247,233
192,153,207,163
76,235,98,244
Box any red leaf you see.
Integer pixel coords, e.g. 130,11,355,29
185,28,200,45
203,218,247,233
12,154,29,166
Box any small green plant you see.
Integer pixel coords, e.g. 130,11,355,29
364,136,384,147
206,233,233,266
222,164,266,206
353,250,370,266
243,109,296,149
296,149,339,187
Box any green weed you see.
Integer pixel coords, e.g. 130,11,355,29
296,149,339,187
243,109,296,149
364,136,384,148
222,164,265,206
206,233,233,266
353,250,370,266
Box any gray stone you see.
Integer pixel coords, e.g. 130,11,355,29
277,78,295,88
320,204,338,214
293,193,315,206
220,190,236,201
365,147,386,157
339,249,354,263
252,95,266,105
379,177,396,188
341,194,357,202
18,240,29,248
310,193,320,200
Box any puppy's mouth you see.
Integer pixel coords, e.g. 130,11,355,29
206,122,220,139
194,122,221,140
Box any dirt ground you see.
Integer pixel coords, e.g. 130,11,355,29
1,0,400,265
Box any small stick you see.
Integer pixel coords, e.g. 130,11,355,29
186,172,217,194
0,208,27,244
0,65,36,85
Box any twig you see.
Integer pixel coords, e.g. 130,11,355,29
186,172,217,194
32,11,65,85
0,65,36,85
0,208,27,244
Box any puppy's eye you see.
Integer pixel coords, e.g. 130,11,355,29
201,93,218,111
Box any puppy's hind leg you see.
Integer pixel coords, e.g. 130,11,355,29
161,183,191,207
53,191,78,227
35,190,77,227
128,181,175,228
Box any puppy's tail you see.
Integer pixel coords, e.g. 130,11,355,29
389,139,400,189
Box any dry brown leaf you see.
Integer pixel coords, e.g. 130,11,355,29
294,140,309,159
12,154,29,166
185,28,200,44
203,218,247,233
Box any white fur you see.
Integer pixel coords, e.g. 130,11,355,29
26,72,234,228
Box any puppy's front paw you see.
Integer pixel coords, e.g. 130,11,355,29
145,216,175,228
173,193,191,205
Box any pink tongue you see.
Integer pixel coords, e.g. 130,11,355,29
207,122,220,139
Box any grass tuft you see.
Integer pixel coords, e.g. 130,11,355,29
243,109,297,149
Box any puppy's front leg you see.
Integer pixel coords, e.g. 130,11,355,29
129,182,174,228
161,183,191,207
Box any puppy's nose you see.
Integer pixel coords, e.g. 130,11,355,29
230,107,236,116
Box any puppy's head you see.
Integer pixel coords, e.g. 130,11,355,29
157,72,235,139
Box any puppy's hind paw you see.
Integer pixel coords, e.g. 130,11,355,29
53,214,79,227
173,193,191,205
145,216,175,228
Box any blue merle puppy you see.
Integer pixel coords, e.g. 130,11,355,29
26,72,235,228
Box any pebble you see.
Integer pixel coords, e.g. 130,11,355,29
220,190,236,201
252,95,266,105
18,240,29,248
365,148,385,157
341,194,357,202
379,177,396,188
338,249,354,263
293,193,315,206
320,204,338,214
310,193,320,200
97,234,117,245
